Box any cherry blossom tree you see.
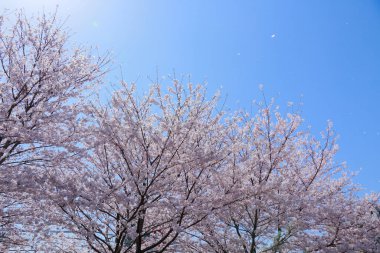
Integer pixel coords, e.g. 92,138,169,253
44,81,232,252
0,10,107,249
183,105,380,253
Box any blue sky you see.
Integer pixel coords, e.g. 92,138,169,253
2,0,379,192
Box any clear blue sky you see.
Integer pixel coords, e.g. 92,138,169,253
2,0,379,193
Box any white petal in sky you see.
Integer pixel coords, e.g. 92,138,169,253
271,34,276,38
92,21,99,28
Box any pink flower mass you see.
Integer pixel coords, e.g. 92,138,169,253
0,9,379,253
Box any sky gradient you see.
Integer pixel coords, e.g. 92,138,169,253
1,0,379,192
